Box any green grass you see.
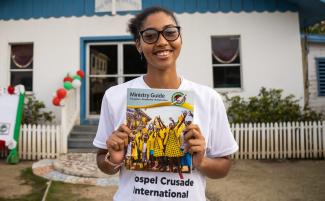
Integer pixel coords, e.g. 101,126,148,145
0,167,94,201
46,181,93,201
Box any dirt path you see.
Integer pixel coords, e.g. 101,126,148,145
206,160,325,201
0,160,34,199
1,159,324,201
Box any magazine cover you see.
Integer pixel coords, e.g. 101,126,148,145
125,88,194,175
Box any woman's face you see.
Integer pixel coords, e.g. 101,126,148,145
137,12,182,71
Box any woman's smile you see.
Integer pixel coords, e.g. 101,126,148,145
153,49,173,59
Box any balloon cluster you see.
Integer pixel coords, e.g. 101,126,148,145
52,70,84,106
0,85,25,95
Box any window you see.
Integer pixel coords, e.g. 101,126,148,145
211,36,241,88
316,58,325,96
10,43,33,91
88,43,146,115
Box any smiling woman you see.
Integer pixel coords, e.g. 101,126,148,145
93,6,238,201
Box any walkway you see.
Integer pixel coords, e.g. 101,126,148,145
32,153,119,186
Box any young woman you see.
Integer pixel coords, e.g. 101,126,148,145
93,6,238,201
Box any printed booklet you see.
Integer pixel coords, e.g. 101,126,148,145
125,88,194,175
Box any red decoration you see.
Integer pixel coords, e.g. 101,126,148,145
7,86,15,94
0,140,5,150
76,70,84,78
56,88,67,99
63,76,73,82
52,97,61,106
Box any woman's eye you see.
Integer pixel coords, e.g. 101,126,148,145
144,33,155,39
164,28,178,36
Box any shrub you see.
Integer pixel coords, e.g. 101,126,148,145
224,87,323,123
22,96,55,124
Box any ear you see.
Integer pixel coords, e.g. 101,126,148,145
135,39,142,53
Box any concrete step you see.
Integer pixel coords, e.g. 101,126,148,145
68,125,98,152
68,148,97,153
70,130,97,136
69,133,95,139
68,138,95,149
72,125,98,132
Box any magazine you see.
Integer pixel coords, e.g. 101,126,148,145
125,88,194,175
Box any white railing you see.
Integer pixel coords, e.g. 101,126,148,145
232,121,325,159
60,89,79,153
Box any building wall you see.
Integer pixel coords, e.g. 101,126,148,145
0,11,304,121
307,42,325,114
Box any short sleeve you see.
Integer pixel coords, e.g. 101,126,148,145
206,93,238,158
93,92,115,149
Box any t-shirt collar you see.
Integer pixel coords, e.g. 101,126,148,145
139,75,185,90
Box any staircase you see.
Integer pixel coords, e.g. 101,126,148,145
68,125,98,153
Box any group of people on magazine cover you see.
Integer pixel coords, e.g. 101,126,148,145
126,108,193,174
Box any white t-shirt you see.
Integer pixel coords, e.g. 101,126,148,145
93,76,238,201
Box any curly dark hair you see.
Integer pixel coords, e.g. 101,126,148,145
127,6,179,42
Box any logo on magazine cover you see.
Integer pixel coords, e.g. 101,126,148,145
171,92,186,106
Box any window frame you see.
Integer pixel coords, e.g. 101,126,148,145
86,41,145,119
316,57,325,96
211,35,242,90
9,42,34,92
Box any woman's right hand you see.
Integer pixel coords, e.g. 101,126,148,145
106,124,131,164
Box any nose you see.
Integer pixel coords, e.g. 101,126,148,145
156,32,168,46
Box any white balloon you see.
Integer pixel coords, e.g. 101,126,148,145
17,85,25,94
72,79,81,88
6,139,17,150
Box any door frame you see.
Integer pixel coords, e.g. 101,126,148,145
80,35,133,125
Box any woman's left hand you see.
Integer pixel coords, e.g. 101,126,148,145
184,124,206,169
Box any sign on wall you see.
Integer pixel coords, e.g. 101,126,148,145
95,0,142,13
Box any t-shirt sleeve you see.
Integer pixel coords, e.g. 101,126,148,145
206,92,238,158
93,92,114,150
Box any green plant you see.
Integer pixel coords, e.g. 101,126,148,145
224,87,323,123
22,96,55,124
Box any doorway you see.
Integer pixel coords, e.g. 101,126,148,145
80,37,146,124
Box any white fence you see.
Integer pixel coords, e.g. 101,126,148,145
18,124,61,160
232,121,325,159
2,120,325,160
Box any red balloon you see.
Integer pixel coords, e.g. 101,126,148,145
7,86,15,94
56,88,67,99
52,97,61,106
63,76,73,82
76,70,84,78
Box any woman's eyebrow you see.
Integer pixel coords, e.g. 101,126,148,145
142,24,177,31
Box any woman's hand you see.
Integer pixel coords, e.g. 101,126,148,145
184,124,206,169
106,124,131,164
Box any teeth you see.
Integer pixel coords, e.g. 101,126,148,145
156,51,169,56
